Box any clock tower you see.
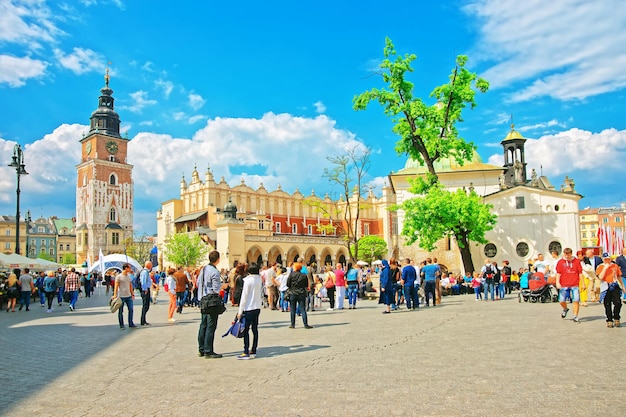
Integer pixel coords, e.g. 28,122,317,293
75,69,134,266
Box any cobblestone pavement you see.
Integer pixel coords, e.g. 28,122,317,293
1,288,624,417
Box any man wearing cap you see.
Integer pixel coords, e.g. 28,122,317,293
555,248,585,323
596,253,623,328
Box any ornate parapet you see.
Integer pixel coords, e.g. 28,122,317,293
245,234,341,245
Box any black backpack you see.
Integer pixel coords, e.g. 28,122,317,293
484,265,493,279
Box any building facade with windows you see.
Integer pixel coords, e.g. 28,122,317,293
0,215,27,256
75,71,133,265
52,217,76,264
579,205,625,254
389,125,582,273
28,217,57,260
156,165,394,271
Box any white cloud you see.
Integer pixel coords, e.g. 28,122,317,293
188,93,205,111
313,101,327,113
129,112,362,202
54,47,104,74
465,0,626,101
188,115,205,124
487,128,626,185
0,54,47,87
367,176,388,195
155,78,173,98
172,112,186,121
0,0,62,48
142,61,154,72
0,124,83,208
121,90,157,113
518,119,566,133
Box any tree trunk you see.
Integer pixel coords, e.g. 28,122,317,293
457,234,476,273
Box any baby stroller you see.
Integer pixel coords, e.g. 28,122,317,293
518,272,558,303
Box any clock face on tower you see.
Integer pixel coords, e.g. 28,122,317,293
86,142,92,155
106,140,118,154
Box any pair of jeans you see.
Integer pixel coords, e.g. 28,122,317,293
176,292,185,312
39,289,46,305
57,286,64,304
69,290,79,308
20,291,31,309
347,283,359,306
242,309,260,355
498,283,506,299
484,279,495,300
289,295,308,326
424,281,436,305
198,311,219,354
279,290,288,311
403,284,418,309
140,290,150,324
307,289,316,311
118,296,135,327
84,280,91,297
474,287,482,299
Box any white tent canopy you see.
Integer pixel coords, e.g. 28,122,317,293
88,254,142,275
0,253,50,270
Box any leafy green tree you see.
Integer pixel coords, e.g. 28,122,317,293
353,37,488,191
305,145,372,263
354,37,493,271
37,253,55,262
163,232,209,268
399,185,496,272
356,235,387,265
60,253,76,265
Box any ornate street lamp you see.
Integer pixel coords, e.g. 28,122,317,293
25,210,32,257
7,144,28,254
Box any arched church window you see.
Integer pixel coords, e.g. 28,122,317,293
109,173,117,185
109,208,116,222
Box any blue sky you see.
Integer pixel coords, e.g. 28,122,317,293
1,0,625,235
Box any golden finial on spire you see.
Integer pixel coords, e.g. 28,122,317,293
510,114,514,131
104,61,112,87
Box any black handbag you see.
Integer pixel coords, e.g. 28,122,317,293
200,293,226,315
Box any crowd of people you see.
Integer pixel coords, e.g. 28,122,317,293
3,246,624,362
0,267,98,313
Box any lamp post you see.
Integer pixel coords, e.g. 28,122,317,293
25,210,32,258
8,144,28,254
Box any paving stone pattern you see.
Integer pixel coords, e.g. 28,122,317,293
1,289,624,417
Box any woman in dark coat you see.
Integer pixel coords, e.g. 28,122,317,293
379,260,393,314
232,263,247,306
286,262,313,329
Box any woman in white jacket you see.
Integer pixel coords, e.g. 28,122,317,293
237,263,263,360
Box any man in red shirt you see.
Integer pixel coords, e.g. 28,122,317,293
555,247,585,323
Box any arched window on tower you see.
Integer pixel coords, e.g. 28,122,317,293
109,173,117,185
109,208,116,222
